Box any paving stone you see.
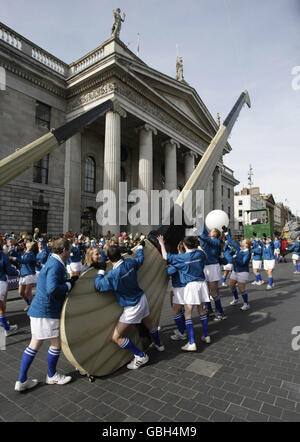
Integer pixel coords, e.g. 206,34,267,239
185,359,222,378
260,403,283,419
224,391,244,405
210,410,233,422
241,397,263,412
274,397,296,411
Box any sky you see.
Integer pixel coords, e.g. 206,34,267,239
2,0,300,214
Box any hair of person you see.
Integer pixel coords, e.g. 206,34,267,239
183,236,199,250
107,246,122,263
51,238,71,254
84,247,99,267
211,228,221,238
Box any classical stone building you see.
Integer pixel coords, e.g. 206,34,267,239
0,20,239,236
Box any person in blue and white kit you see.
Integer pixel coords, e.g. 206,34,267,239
11,241,37,312
0,238,19,336
14,238,77,392
94,241,164,370
67,237,83,278
274,236,281,264
286,236,300,274
196,220,227,322
222,227,252,311
259,234,276,290
221,239,234,288
35,237,51,280
166,241,187,341
158,234,211,351
251,234,264,286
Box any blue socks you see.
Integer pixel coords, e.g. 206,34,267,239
173,312,185,334
150,327,162,347
222,276,227,284
18,347,37,383
232,288,239,300
185,319,195,345
120,338,144,357
24,298,31,306
200,314,209,337
241,291,248,305
214,296,224,315
0,313,10,331
205,301,213,313
295,264,299,272
268,276,273,286
47,347,61,378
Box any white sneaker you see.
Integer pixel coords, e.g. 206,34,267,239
257,280,265,285
15,378,38,392
45,372,72,385
127,354,149,370
266,285,273,290
181,342,197,351
214,314,228,321
251,281,258,285
170,329,187,341
240,303,250,311
221,282,228,288
24,305,30,312
230,299,239,305
152,343,165,352
5,324,18,337
201,336,211,344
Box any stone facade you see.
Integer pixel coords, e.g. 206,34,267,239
0,22,239,236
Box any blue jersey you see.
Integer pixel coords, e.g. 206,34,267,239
67,245,81,264
166,249,207,283
17,251,36,277
0,252,19,282
224,233,251,273
166,265,186,288
198,227,221,265
287,241,300,256
223,241,234,264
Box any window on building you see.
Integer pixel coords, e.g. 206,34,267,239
121,166,126,182
221,185,224,196
239,221,243,230
35,101,51,129
228,206,231,218
32,209,48,234
84,156,96,193
33,154,49,184
228,188,231,198
239,210,243,217
238,200,243,205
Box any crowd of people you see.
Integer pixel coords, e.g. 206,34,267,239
0,223,299,392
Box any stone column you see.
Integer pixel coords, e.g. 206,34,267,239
63,132,82,233
137,124,157,234
183,151,197,183
103,108,126,236
213,166,222,210
163,139,180,192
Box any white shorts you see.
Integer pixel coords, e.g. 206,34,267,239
0,281,8,301
119,293,150,324
30,317,60,339
204,263,221,282
264,259,275,271
230,271,249,284
274,248,280,256
183,281,210,305
172,287,185,305
67,262,83,273
19,274,37,285
223,263,233,271
252,260,262,270
292,254,300,261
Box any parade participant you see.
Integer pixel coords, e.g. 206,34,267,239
221,239,234,287
0,239,19,336
94,242,164,370
251,235,264,286
158,235,211,351
286,236,300,274
35,237,51,278
260,234,276,290
197,223,227,321
91,239,108,263
67,237,83,278
166,241,187,341
12,241,37,311
82,247,103,273
222,227,251,311
14,238,77,392
274,236,281,263
279,237,288,263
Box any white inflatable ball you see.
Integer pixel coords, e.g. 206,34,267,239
205,210,229,231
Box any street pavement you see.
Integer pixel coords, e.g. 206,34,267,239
1,260,300,423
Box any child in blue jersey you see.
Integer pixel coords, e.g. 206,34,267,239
286,236,300,274
94,242,164,370
259,235,275,290
251,235,264,286
67,237,83,277
11,241,37,311
274,237,281,263
158,235,211,351
221,240,234,287
167,241,187,341
196,223,227,321
222,227,252,311
0,238,19,336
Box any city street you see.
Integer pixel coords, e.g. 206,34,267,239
1,260,300,423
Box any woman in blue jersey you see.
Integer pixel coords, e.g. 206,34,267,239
67,237,83,278
259,235,275,290
0,238,19,336
274,237,281,263
158,235,211,351
221,239,234,288
286,236,300,274
222,228,252,311
251,236,264,286
35,238,51,279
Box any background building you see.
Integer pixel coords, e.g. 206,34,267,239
0,21,239,236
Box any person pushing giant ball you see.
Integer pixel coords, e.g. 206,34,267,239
205,210,229,231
